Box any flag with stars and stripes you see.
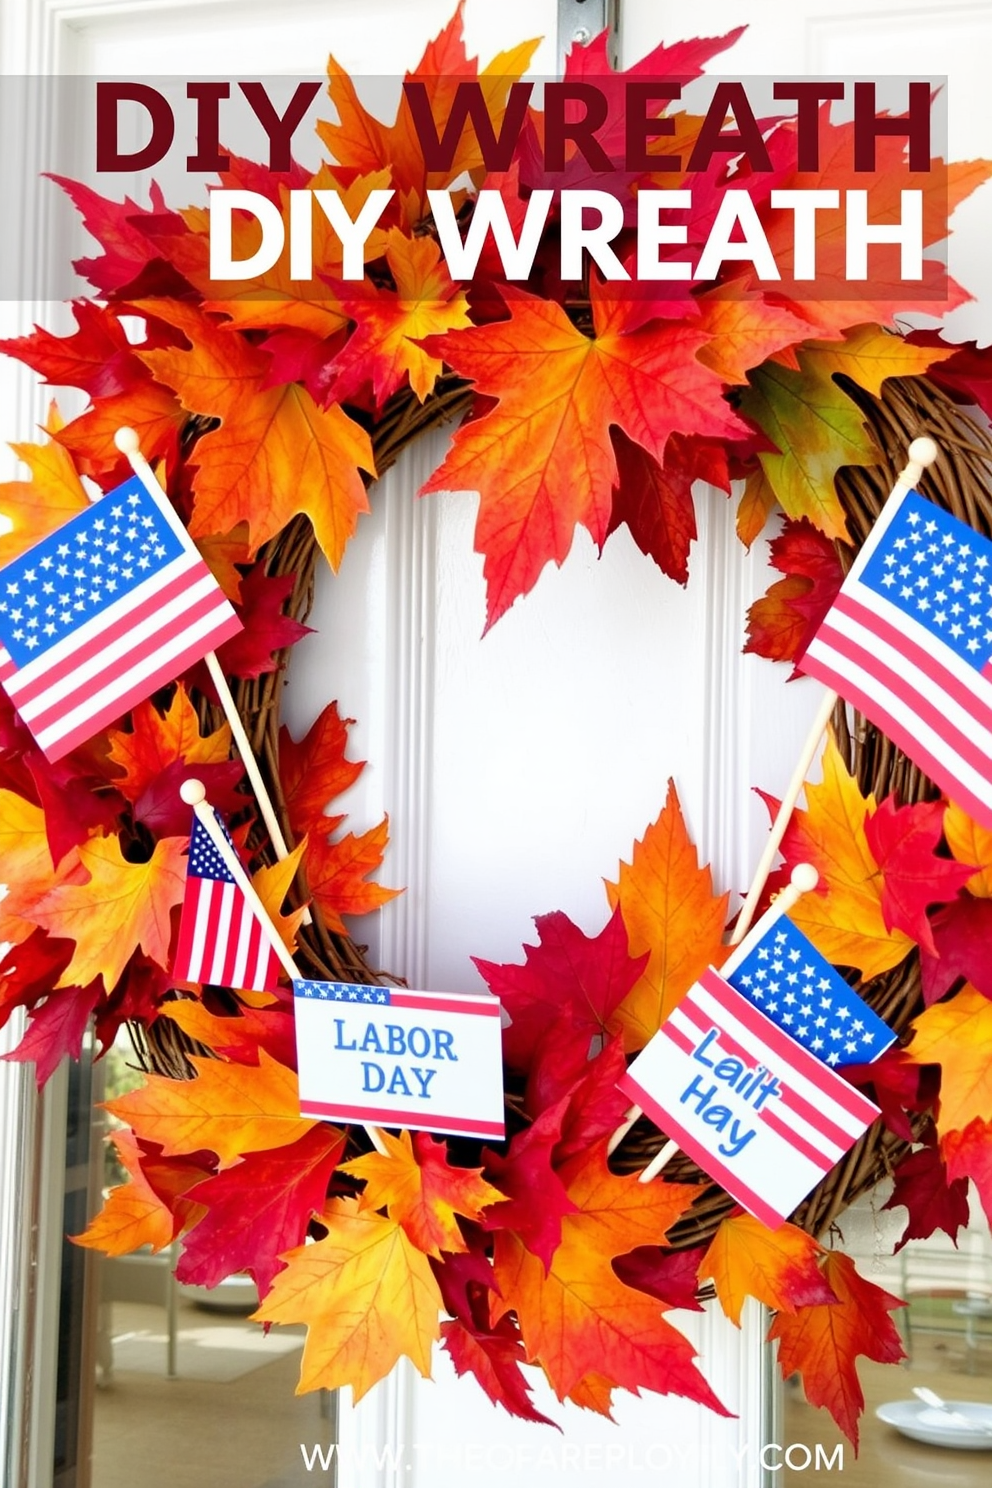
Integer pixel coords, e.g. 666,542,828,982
800,486,992,828
723,914,895,1068
173,812,282,994
0,474,241,761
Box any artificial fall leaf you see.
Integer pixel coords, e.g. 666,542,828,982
863,797,974,956
770,731,914,979
943,798,992,897
921,894,992,1004
907,984,992,1136
942,1118,992,1229
0,787,84,942
736,466,777,549
73,1130,187,1256
440,1317,555,1427
738,342,879,541
768,1250,904,1449
159,999,297,1070
253,1195,442,1399
302,819,400,934
473,906,646,1075
176,1124,345,1296
606,780,728,1050
695,295,810,387
605,429,698,586
0,930,74,1032
699,1214,836,1328
0,421,90,565
842,1045,940,1143
744,517,844,667
104,1048,316,1168
94,956,173,1053
49,175,187,297
0,301,142,399
881,1142,971,1250
3,979,102,1088
24,751,123,870
481,1102,578,1269
135,299,375,567
343,1129,505,1259
278,701,364,840
612,1245,706,1312
29,833,186,992
206,566,311,681
132,758,246,842
326,229,471,411
422,284,745,628
533,1035,629,1155
107,687,233,804
244,838,309,954
55,380,187,486
492,1142,717,1409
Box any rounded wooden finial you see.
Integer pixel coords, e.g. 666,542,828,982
179,778,206,806
908,436,938,469
790,862,819,894
113,427,140,455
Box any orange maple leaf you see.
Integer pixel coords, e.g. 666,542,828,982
29,833,186,991
605,780,728,1050
943,799,992,897
0,411,90,564
768,1250,904,1448
698,1213,832,1327
134,300,375,567
906,984,992,1136
317,5,539,223
941,1117,992,1229
303,818,401,934
329,229,471,409
343,1129,505,1258
55,380,187,485
107,686,232,803
774,731,914,978
492,1142,720,1408
73,1129,196,1256
105,1049,316,1168
253,840,309,954
278,701,365,840
253,1195,442,1398
0,788,89,942
422,283,746,627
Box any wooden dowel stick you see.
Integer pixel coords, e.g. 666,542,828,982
180,779,388,1156
113,427,310,920
638,1139,678,1184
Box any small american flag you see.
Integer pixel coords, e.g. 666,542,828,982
619,967,880,1229
0,475,241,761
173,813,282,993
725,914,895,1068
800,486,992,828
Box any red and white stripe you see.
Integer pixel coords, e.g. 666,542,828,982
0,549,240,762
173,875,281,993
619,967,879,1230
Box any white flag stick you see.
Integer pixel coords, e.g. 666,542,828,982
634,863,820,1184
730,435,940,946
113,428,298,870
179,778,388,1156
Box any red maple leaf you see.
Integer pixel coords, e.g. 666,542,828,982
481,1102,578,1269
3,980,102,1088
612,1244,707,1312
920,894,992,1004
745,517,845,668
864,798,975,955
441,1316,557,1426
882,1140,971,1250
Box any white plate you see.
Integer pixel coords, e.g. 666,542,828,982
876,1399,992,1450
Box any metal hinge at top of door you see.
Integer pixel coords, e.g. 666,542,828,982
557,0,619,78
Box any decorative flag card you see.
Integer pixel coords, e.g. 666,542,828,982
618,967,881,1230
0,474,241,761
293,979,505,1140
173,812,283,994
800,486,992,829
724,914,896,1068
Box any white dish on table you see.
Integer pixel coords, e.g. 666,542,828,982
876,1399,992,1450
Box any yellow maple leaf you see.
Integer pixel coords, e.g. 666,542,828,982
907,984,992,1136
605,780,728,1050
29,833,187,990
342,1128,504,1258
943,799,992,897
0,410,91,564
784,731,913,979
253,1195,442,1399
698,1213,828,1327
104,1048,315,1168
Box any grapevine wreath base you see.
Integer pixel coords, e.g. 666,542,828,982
145,372,991,1256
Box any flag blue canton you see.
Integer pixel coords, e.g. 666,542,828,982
0,475,185,667
859,490,992,673
293,979,391,1005
725,915,895,1068
187,813,237,883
